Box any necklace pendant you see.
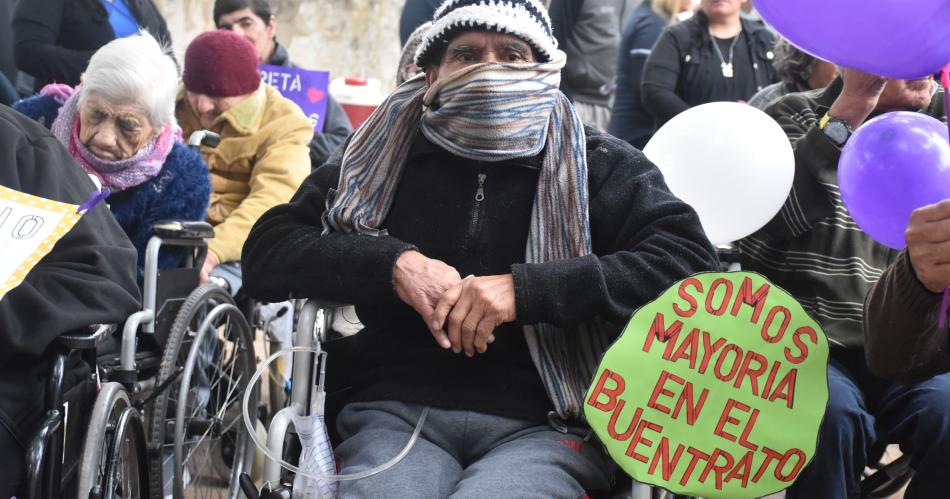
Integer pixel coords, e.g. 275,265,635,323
721,62,734,78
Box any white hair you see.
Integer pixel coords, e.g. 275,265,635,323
79,30,179,129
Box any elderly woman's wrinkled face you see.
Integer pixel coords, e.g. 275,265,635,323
79,94,155,161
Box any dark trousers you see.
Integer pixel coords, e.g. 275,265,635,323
787,349,950,499
0,427,25,498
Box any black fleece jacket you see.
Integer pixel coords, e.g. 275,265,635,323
0,106,140,453
242,127,718,418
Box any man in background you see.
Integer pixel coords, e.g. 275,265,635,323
549,0,641,130
175,30,312,284
213,0,353,168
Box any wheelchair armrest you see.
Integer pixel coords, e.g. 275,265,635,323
716,244,740,263
301,298,349,311
152,220,215,240
54,324,116,350
297,299,352,346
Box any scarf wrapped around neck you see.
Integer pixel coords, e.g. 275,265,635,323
323,51,614,420
49,86,179,192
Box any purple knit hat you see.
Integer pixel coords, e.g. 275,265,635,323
183,30,261,97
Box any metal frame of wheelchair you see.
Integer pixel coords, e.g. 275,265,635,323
250,299,335,497
24,225,260,499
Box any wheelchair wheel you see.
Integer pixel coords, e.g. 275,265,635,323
77,382,149,499
147,283,259,499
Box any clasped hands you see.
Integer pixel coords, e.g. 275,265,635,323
394,250,516,356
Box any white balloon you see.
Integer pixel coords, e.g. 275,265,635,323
643,102,795,246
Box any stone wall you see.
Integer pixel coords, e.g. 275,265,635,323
154,0,404,90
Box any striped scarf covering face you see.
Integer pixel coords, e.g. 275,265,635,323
419,56,558,162
324,50,612,420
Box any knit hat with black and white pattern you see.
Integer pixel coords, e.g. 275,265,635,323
414,0,558,68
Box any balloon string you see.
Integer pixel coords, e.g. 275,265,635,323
940,286,950,330
942,64,950,142
941,66,950,331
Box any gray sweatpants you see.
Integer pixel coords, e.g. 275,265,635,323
335,400,613,498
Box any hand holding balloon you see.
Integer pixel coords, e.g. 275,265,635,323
905,201,950,294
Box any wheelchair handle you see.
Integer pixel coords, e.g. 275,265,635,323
187,130,221,149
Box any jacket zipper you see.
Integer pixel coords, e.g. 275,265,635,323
465,172,487,249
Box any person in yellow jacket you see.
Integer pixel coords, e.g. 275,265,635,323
175,30,311,283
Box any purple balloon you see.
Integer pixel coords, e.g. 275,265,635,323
756,1,950,80
839,112,950,249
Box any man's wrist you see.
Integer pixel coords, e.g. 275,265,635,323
828,94,876,131
205,250,221,267
819,113,852,147
394,250,423,273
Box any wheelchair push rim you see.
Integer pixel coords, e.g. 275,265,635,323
76,382,149,499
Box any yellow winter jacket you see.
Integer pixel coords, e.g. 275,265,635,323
176,83,312,263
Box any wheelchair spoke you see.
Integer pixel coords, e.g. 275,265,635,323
204,346,234,403
186,439,225,498
181,423,216,466
177,319,251,497
193,440,217,481
215,410,243,437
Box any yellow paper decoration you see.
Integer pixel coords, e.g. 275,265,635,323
0,185,82,301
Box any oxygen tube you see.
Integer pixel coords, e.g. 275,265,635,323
242,346,429,482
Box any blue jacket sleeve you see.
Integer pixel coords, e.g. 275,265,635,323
11,94,60,129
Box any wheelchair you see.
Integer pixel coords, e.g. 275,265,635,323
23,323,147,499
25,220,260,499
244,299,337,498
246,245,916,499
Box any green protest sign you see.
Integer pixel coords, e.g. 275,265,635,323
584,272,829,498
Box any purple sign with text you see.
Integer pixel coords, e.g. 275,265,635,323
260,64,329,133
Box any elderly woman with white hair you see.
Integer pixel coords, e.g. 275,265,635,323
14,31,210,274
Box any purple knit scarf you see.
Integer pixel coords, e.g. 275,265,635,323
49,87,179,192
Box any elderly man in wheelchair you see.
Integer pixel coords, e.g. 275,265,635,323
241,1,719,497
174,29,312,290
